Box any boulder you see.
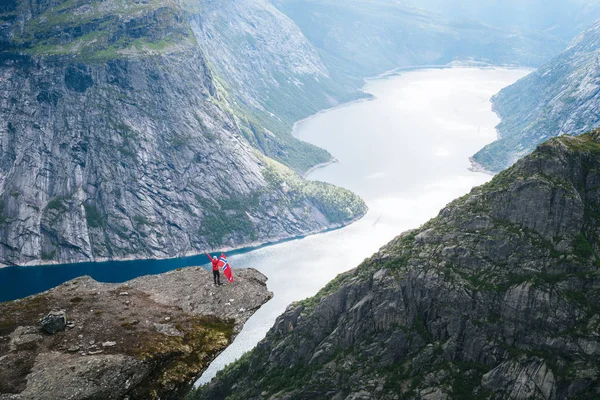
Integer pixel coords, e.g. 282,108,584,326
40,310,67,335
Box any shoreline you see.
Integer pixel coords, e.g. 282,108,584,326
3,64,525,273
0,213,365,272
302,158,339,178
291,61,532,141
291,94,375,139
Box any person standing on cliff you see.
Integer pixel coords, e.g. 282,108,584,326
205,252,221,285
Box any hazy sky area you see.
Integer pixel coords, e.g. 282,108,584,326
406,0,600,40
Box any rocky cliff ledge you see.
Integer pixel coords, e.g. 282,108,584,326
0,268,272,400
195,131,600,400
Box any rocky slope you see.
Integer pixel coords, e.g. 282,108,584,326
190,0,362,173
406,0,600,42
0,267,272,399
472,21,600,173
195,131,600,400
0,0,367,266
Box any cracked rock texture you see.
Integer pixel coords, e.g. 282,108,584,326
0,0,367,266
0,267,272,399
195,132,600,399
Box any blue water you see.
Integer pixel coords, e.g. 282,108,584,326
0,249,260,303
0,231,334,303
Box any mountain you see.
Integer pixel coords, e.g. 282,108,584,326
189,0,366,173
192,0,565,172
472,21,600,173
406,0,600,42
271,0,566,80
0,0,577,266
195,131,600,400
0,0,366,266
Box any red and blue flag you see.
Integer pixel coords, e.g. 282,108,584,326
218,253,234,283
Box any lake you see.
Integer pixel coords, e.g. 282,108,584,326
0,66,530,387
196,67,530,384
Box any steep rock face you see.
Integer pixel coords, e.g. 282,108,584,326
473,21,600,173
0,0,367,266
190,0,363,172
196,132,600,400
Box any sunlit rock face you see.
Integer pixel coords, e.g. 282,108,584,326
473,21,600,173
0,0,366,266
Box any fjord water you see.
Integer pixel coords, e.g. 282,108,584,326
0,66,528,384
196,67,530,384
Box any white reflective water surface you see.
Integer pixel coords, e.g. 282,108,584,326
197,67,530,385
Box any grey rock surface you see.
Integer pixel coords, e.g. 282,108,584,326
473,21,600,172
194,132,600,399
38,310,66,335
0,267,273,399
0,0,367,267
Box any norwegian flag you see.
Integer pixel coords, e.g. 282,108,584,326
218,253,234,283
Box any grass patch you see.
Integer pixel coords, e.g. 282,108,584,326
45,197,67,212
0,295,51,335
84,204,105,228
41,250,57,261
572,233,594,259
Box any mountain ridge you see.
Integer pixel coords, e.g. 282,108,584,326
472,20,600,173
0,0,576,266
195,131,600,400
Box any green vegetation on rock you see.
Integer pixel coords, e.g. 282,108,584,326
261,156,368,224
192,131,600,400
13,0,196,61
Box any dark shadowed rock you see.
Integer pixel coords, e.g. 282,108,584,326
194,131,600,400
64,65,93,93
39,310,66,335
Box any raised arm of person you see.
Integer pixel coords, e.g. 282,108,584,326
205,252,213,262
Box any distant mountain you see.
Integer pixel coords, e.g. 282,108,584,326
195,131,600,400
271,0,566,80
194,0,565,172
407,0,600,42
472,21,600,173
